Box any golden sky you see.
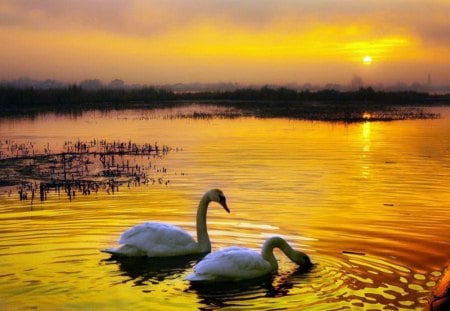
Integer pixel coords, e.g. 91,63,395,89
1,0,450,85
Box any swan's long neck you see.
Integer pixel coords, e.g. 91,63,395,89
261,237,308,271
196,194,211,253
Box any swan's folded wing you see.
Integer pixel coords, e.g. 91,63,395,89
119,222,197,256
188,247,271,281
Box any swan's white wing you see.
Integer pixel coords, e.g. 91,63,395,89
116,222,198,257
187,247,272,282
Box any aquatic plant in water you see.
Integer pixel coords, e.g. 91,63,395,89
0,139,177,202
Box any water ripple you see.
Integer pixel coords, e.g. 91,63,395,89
1,108,450,310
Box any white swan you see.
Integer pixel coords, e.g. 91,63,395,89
103,189,229,257
186,236,311,282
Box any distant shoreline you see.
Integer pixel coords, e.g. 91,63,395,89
1,86,449,121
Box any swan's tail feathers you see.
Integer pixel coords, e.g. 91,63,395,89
185,273,202,282
186,272,214,283
101,247,121,256
101,245,146,257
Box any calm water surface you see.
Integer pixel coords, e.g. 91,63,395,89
1,105,449,310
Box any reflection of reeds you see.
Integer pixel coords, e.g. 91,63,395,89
116,103,441,122
0,139,175,202
226,102,440,122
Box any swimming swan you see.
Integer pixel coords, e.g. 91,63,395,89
103,189,229,257
186,236,312,282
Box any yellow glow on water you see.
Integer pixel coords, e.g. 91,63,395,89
362,121,371,137
1,108,450,310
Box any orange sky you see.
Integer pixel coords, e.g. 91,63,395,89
1,0,450,85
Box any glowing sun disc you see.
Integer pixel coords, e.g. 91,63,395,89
363,56,372,65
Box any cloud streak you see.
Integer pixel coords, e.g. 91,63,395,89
1,0,449,42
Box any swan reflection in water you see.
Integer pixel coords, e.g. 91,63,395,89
103,254,206,286
187,265,313,309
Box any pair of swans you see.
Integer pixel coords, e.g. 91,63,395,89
104,189,311,282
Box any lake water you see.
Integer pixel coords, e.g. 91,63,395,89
1,105,449,310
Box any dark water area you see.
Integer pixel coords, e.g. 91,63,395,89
0,100,443,122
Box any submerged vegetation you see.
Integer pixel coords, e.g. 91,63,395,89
0,85,448,121
0,139,176,202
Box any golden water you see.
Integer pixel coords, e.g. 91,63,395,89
1,106,449,310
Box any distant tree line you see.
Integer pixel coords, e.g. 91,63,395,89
1,85,449,115
178,86,444,103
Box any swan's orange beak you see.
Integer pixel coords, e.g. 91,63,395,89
219,197,230,213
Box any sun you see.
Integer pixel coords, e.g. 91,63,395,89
363,55,372,65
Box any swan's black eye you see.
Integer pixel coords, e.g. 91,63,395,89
218,195,225,202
